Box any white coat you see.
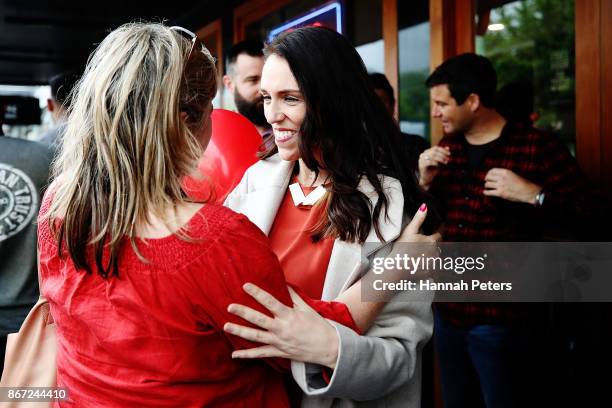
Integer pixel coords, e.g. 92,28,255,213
225,154,433,407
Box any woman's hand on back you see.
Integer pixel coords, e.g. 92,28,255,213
222,205,442,363
224,284,340,369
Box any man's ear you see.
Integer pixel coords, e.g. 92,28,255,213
467,93,481,113
222,74,234,93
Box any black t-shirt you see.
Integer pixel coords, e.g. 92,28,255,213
465,138,499,169
0,136,52,334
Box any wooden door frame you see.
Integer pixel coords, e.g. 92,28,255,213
382,0,399,119
233,0,292,43
429,0,474,145
576,0,612,189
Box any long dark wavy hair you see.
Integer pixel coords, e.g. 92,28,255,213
261,27,440,243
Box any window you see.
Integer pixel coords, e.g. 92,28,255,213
477,0,576,153
397,0,430,140
0,85,50,140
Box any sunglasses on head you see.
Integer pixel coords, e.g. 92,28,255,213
169,26,215,64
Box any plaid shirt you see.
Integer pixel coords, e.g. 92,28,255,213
430,122,587,326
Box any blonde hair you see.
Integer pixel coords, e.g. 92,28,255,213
47,23,217,277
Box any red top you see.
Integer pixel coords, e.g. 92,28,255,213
38,193,356,407
268,182,335,299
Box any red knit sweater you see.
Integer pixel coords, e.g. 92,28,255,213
38,194,357,407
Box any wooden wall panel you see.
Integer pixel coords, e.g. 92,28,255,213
382,0,399,118
454,0,475,53
575,0,602,183
429,0,450,145
429,0,474,145
601,0,612,190
430,0,445,72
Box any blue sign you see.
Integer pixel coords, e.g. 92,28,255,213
268,2,343,42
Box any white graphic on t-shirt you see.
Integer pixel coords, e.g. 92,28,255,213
0,163,39,241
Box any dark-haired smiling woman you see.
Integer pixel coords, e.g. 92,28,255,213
224,27,441,407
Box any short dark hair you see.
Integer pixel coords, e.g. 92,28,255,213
49,71,80,106
425,53,497,108
368,73,395,105
225,39,264,75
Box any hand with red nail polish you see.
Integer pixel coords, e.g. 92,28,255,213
396,203,442,244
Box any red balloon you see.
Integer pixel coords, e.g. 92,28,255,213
183,109,262,203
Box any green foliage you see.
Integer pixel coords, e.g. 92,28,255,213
480,0,575,144
398,70,430,138
396,0,575,146
399,70,429,121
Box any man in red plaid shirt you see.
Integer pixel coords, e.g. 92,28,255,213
419,53,588,408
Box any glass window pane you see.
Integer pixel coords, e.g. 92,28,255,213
398,0,430,140
476,0,576,154
0,85,51,140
